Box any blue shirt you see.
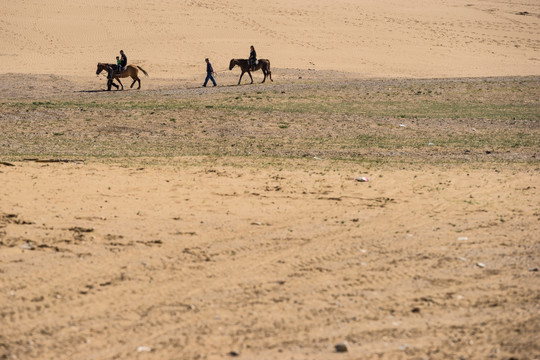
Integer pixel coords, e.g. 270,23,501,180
206,62,214,74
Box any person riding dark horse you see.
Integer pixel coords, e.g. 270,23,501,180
249,45,257,71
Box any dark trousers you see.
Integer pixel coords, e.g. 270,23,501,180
204,73,217,86
107,69,118,91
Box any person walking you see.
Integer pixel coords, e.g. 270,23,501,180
106,66,119,91
203,58,217,87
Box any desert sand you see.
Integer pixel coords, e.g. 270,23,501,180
0,156,539,359
1,1,540,359
1,0,539,79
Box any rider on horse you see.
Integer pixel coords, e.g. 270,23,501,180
120,50,127,72
249,45,257,71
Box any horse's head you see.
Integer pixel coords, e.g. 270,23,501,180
96,63,105,75
229,59,237,70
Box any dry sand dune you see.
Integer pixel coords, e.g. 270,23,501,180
1,0,539,79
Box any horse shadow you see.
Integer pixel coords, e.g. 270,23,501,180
74,89,111,93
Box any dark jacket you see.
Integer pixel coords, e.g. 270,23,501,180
206,62,214,74
107,67,115,80
120,53,127,67
249,49,257,61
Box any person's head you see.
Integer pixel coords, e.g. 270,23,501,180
116,56,119,60
120,50,124,55
250,45,254,50
205,58,209,63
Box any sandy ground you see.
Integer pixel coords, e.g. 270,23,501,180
1,0,540,359
1,159,539,359
1,0,539,79
0,65,539,360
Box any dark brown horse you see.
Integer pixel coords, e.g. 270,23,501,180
96,63,148,90
229,59,272,85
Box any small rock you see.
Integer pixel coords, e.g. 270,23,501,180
228,351,240,357
476,262,486,268
411,307,421,313
335,342,349,353
355,176,369,182
19,243,35,250
428,142,435,146
136,346,152,353
457,236,468,241
528,267,538,272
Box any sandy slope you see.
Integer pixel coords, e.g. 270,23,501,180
1,0,539,79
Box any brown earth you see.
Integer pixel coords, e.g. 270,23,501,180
0,73,539,359
1,1,539,357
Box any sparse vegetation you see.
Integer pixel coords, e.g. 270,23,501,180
1,77,538,163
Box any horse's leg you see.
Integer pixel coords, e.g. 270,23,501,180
116,78,124,90
262,68,267,83
238,71,245,85
248,71,253,84
130,76,137,89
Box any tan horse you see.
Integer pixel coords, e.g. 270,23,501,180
96,63,148,90
229,58,272,85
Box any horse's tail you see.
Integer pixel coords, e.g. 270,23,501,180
262,59,270,72
137,66,149,77
264,59,272,81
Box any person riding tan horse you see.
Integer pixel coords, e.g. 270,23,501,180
229,58,272,85
96,62,148,90
119,50,127,72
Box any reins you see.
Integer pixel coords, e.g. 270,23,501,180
212,68,229,74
